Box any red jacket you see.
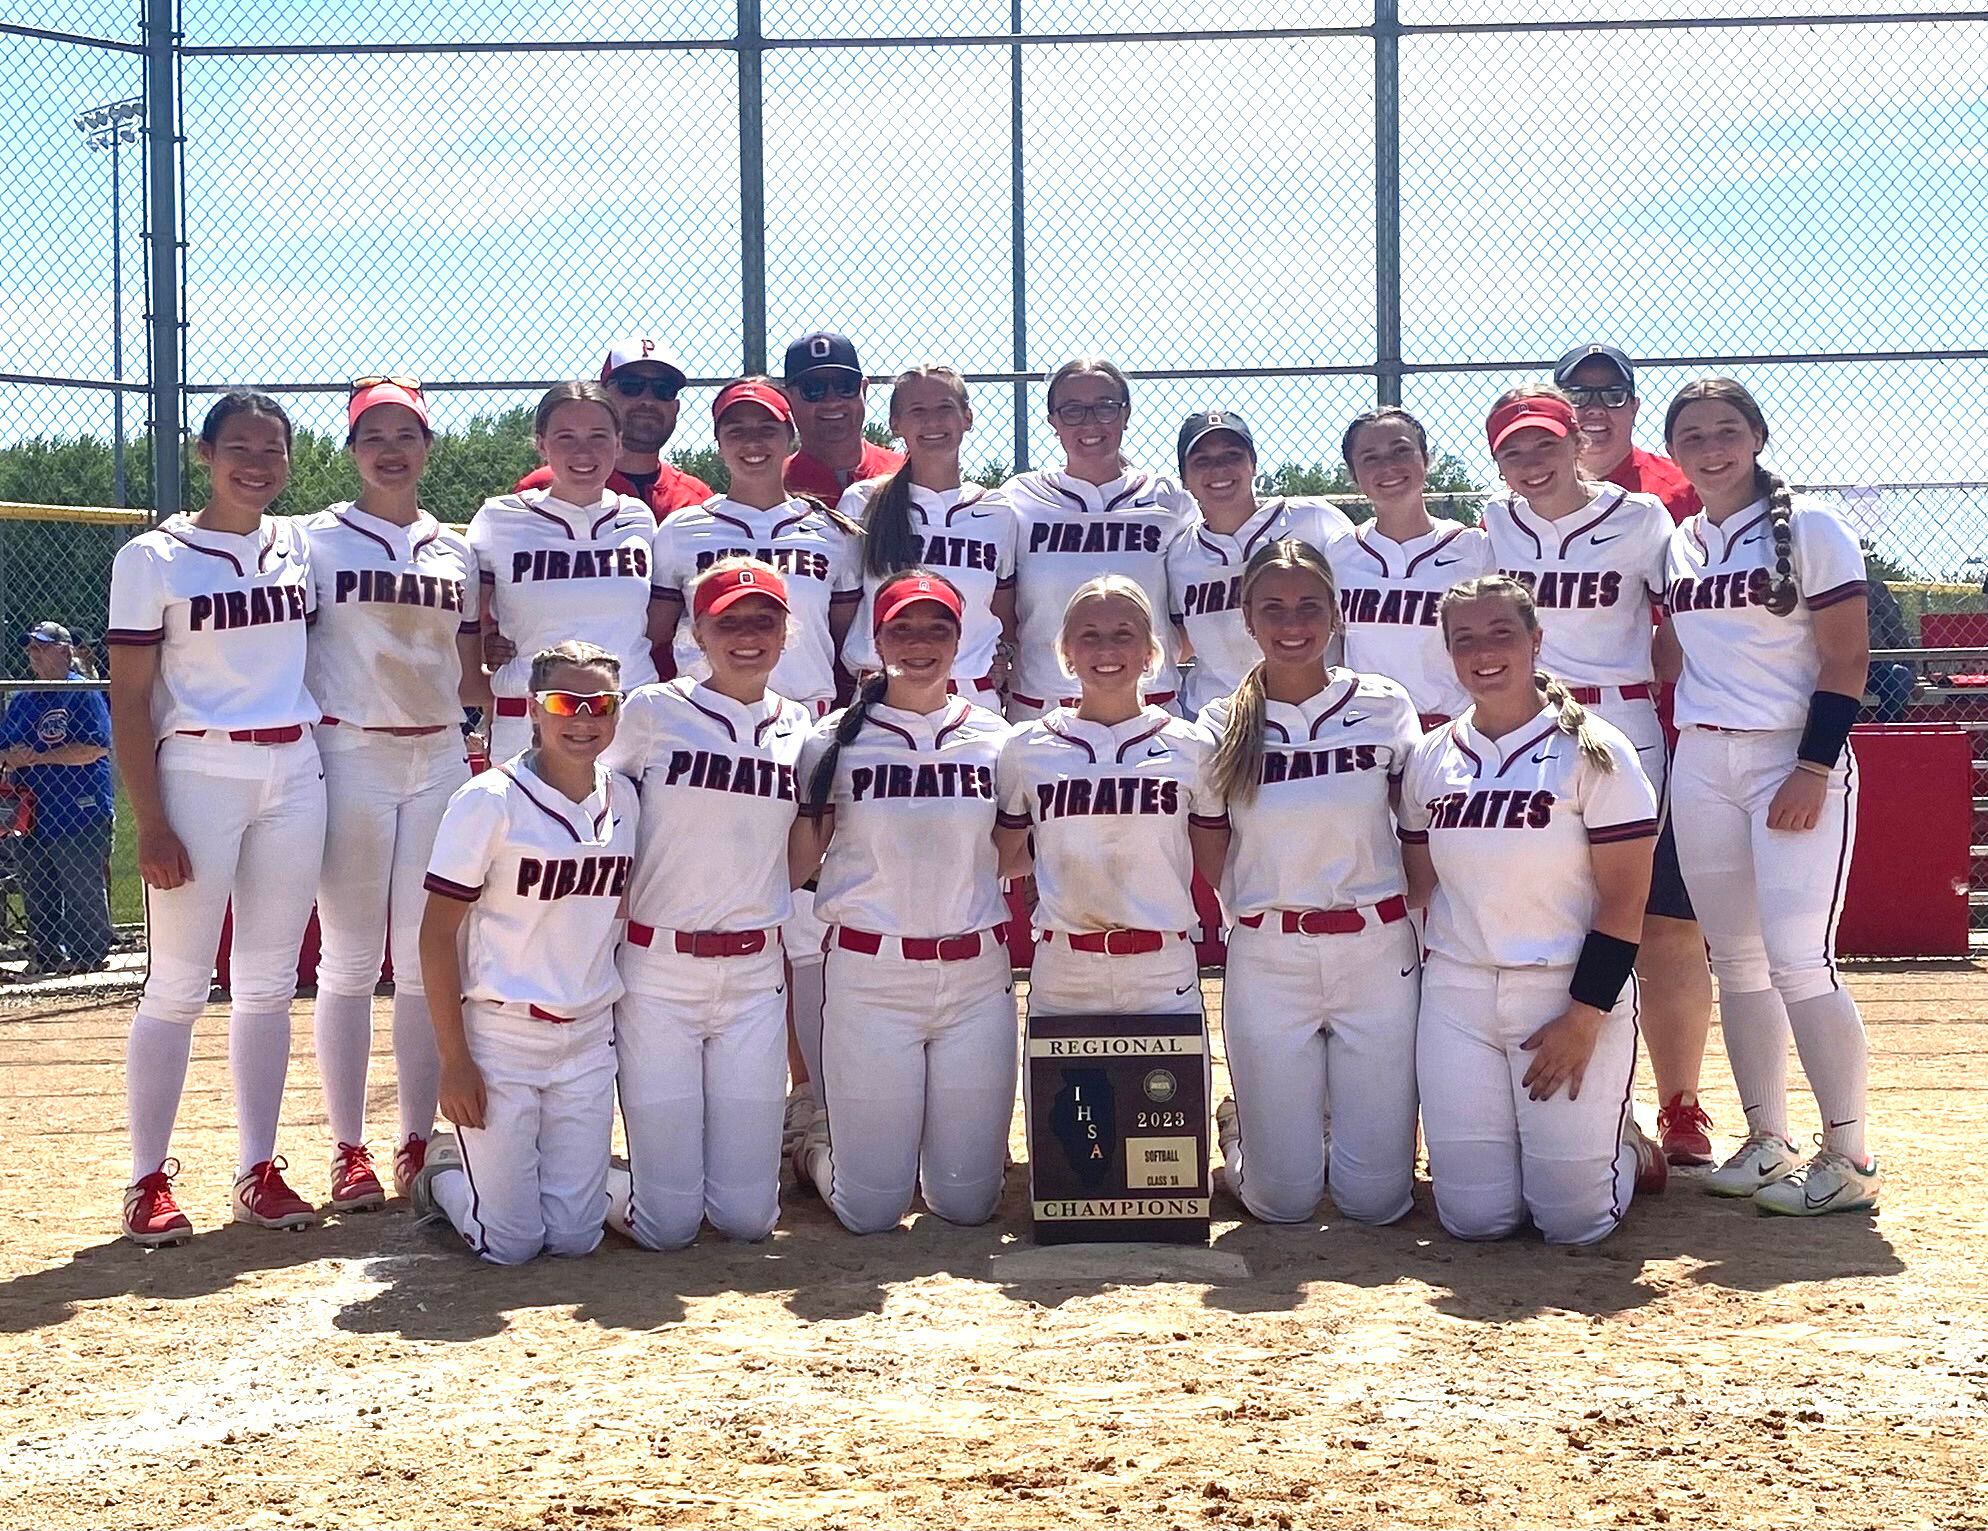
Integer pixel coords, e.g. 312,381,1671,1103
513,461,713,520
785,440,905,503
1603,446,1701,525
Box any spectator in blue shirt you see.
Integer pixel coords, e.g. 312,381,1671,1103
0,623,114,975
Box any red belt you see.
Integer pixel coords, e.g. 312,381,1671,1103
947,670,1000,697
1564,683,1653,706
1012,690,1177,711
1238,895,1409,937
176,725,305,745
834,926,990,962
1049,928,1183,956
626,922,770,958
494,696,529,718
320,716,449,737
528,1005,574,1024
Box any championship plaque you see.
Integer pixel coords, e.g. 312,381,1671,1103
1025,1012,1211,1245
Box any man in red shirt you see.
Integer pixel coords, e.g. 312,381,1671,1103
1553,343,1701,524
780,331,904,501
515,336,713,517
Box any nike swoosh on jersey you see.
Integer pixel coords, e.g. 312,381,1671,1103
1432,557,1459,567
1341,713,1367,726
1530,749,1554,763
1146,745,1169,758
1740,534,1766,546
1590,533,1622,547
1398,963,1415,978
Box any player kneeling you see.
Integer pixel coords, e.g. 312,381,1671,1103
411,642,638,1264
1401,577,1666,1245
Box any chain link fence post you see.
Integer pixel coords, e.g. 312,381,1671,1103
738,0,767,378
142,0,180,526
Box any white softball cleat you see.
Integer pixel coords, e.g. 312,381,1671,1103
1754,1148,1883,1217
1704,1131,1800,1198
788,1107,829,1198
408,1133,462,1227
781,1085,817,1160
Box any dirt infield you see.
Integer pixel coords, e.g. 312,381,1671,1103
1,965,1983,1530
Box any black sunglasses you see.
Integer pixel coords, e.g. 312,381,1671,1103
1566,385,1633,409
610,374,683,402
796,376,862,404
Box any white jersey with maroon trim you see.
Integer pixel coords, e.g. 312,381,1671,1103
106,513,318,739
798,697,1009,938
996,705,1225,932
1399,706,1658,970
995,466,1194,707
1167,497,1356,716
466,490,659,702
1198,669,1421,919
1482,487,1671,689
423,757,638,1015
303,503,478,729
1326,519,1493,721
835,481,1018,687
652,496,862,707
600,677,810,936
1664,498,1868,732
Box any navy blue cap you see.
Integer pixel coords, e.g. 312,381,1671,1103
1553,344,1636,392
782,332,862,382
1176,409,1256,475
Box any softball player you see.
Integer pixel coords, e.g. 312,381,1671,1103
790,572,1015,1232
994,358,1195,719
1165,410,1354,717
466,381,660,763
412,641,638,1264
1200,539,1422,1225
598,560,811,1250
836,367,1019,711
995,576,1228,1017
107,392,327,1244
1399,575,1665,1245
1327,408,1495,726
1660,378,1881,1215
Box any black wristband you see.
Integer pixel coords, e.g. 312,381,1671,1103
1569,931,1639,1012
1797,689,1859,768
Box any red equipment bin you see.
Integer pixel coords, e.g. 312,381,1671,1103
1836,723,1971,957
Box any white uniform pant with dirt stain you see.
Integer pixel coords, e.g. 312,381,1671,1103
1221,917,1419,1225
1417,957,1640,1246
1025,932,1202,1018
802,936,1018,1233
613,943,789,1249
431,1001,615,1265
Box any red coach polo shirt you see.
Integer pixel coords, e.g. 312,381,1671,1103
1603,445,1701,525
786,440,905,502
514,461,713,520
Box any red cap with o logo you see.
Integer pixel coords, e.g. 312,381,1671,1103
693,564,791,620
874,573,964,631
1486,394,1577,453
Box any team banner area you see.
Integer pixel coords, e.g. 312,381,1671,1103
1026,1012,1211,1246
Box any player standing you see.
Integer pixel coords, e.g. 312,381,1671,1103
108,393,327,1244
1328,408,1495,726
1400,575,1666,1244
1200,540,1423,1224
467,382,660,762
304,378,487,1210
515,338,713,518
837,367,1019,711
791,572,1016,1232
1554,345,1701,521
995,359,1196,720
411,641,638,1264
1660,378,1881,1214
598,560,811,1250
1164,410,1353,717
781,332,905,501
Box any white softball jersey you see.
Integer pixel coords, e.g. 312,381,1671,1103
465,490,660,700
423,760,639,1016
1326,519,1493,722
996,706,1226,933
1482,488,1672,690
1664,499,1867,732
834,481,1019,687
798,698,1010,938
302,504,479,730
599,677,810,938
1399,707,1658,970
106,514,318,738
651,497,862,708
995,467,1195,709
1167,497,1356,716
1198,669,1422,920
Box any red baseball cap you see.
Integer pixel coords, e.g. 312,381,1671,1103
874,573,964,630
1486,394,1576,453
693,563,790,620
712,379,793,427
347,379,429,434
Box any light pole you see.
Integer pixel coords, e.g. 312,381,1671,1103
71,97,143,507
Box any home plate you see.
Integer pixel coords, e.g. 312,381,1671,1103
993,1245,1251,1283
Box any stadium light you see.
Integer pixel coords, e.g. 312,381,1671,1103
70,98,143,507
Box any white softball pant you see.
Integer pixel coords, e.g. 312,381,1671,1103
1417,956,1640,1246
613,942,788,1249
315,728,467,997
141,733,326,1022
488,708,531,770
1026,933,1202,1018
432,1001,616,1265
808,937,1018,1233
1670,727,1856,1003
1221,917,1419,1225
1592,694,1667,800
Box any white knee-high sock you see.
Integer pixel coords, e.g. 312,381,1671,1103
311,989,373,1147
127,1011,196,1182
230,1006,293,1174
1784,989,1871,1163
1718,987,1793,1142
390,991,441,1144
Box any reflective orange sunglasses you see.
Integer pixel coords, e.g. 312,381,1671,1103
533,689,621,718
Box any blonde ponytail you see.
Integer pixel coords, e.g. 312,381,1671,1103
1209,662,1272,805
1539,672,1615,772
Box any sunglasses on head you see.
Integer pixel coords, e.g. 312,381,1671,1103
610,373,683,402
351,374,422,395
1566,385,1632,409
533,689,621,718
796,376,862,404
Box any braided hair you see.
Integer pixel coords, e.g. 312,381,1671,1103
1437,575,1616,772
1663,378,1797,616
1208,539,1339,806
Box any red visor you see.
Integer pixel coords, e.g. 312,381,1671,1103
874,573,964,630
348,381,429,433
694,564,791,620
712,379,793,427
1486,395,1576,453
